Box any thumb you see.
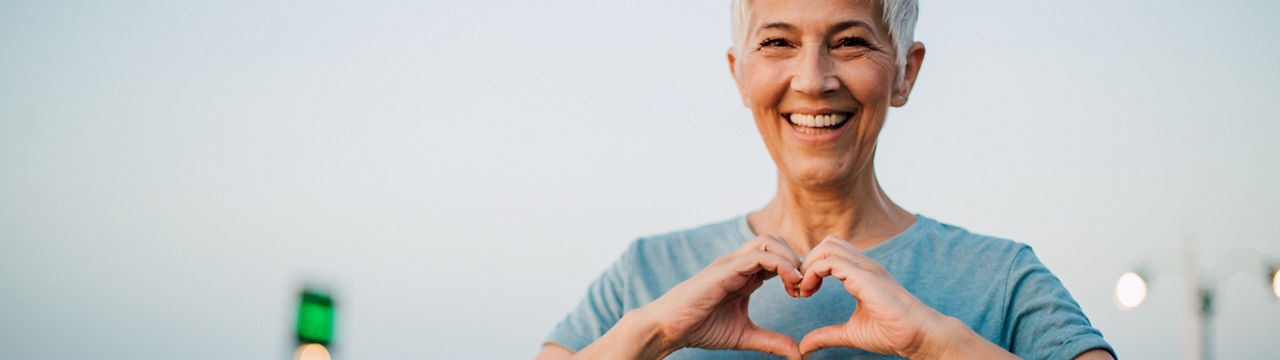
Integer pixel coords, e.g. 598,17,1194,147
798,324,850,358
738,323,802,360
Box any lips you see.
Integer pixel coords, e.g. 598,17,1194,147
783,112,852,135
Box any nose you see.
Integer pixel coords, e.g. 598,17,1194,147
790,48,839,96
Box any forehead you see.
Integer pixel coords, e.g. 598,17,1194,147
748,0,885,34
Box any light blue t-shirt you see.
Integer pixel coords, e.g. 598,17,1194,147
546,214,1114,360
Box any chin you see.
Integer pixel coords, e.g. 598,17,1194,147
783,157,857,190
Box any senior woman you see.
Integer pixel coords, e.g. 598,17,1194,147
537,0,1114,359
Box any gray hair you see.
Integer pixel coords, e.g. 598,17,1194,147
730,0,918,70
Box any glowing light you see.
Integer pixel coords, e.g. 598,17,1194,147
294,343,331,360
1116,272,1147,310
1272,270,1280,299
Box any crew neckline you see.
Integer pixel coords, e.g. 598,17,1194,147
733,212,932,258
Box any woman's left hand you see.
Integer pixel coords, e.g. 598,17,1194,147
795,235,1015,359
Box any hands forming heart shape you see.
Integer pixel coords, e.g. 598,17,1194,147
639,234,950,360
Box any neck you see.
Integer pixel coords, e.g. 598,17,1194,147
747,166,914,255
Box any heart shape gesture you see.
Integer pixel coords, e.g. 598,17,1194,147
642,234,806,359
635,234,954,360
795,236,947,358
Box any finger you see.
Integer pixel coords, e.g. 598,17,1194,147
799,256,878,298
721,250,805,297
797,241,844,297
818,235,892,276
797,256,836,297
798,324,851,358
802,257,904,309
804,238,889,280
762,233,803,262
732,235,803,296
803,235,858,263
736,234,803,268
798,240,835,275
821,234,859,251
738,323,802,360
798,235,858,273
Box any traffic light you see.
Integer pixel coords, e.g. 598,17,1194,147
294,289,335,360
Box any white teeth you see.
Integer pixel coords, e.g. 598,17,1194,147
788,113,848,128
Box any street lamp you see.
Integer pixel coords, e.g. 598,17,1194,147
1272,267,1280,299
1116,243,1279,360
1115,272,1148,310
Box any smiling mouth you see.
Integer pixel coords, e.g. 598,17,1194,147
784,112,852,135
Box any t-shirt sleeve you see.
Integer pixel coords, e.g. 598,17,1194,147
1003,246,1116,360
543,242,637,352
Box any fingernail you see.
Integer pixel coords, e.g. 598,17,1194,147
792,268,802,278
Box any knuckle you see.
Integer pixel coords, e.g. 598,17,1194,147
750,250,782,264
805,245,828,258
753,234,785,252
744,236,769,250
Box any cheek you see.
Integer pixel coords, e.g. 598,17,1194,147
742,61,789,110
842,64,896,106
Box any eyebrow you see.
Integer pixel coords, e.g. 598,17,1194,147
756,20,875,35
829,20,874,33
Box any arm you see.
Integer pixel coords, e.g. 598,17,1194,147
535,310,672,360
537,333,1112,360
534,344,572,360
537,234,809,360
565,308,677,359
1074,349,1115,360
1003,248,1116,359
910,315,1018,360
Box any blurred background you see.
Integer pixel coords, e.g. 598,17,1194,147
2,0,1278,358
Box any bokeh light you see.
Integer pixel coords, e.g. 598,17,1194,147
1116,272,1148,310
294,343,331,360
1272,269,1279,299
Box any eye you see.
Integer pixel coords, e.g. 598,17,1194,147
833,36,872,49
758,38,793,48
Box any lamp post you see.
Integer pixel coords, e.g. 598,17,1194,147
1115,237,1280,360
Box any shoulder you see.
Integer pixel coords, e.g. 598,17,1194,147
906,215,1030,266
630,214,750,258
617,214,752,283
888,215,1037,305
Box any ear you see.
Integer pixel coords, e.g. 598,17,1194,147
727,48,750,108
891,42,926,107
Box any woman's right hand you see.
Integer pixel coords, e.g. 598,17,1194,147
637,234,805,359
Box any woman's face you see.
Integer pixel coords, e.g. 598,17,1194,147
730,0,922,190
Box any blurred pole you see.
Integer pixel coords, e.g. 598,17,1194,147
1180,235,1201,360
1200,289,1213,360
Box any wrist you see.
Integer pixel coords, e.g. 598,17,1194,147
617,307,681,359
906,313,1015,360
904,313,967,360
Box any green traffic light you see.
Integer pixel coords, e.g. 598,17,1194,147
296,290,335,345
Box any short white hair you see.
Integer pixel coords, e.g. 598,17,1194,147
730,0,918,69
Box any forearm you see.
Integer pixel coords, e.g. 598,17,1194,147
572,309,677,360
911,315,1019,360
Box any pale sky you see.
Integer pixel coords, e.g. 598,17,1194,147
2,0,1278,359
